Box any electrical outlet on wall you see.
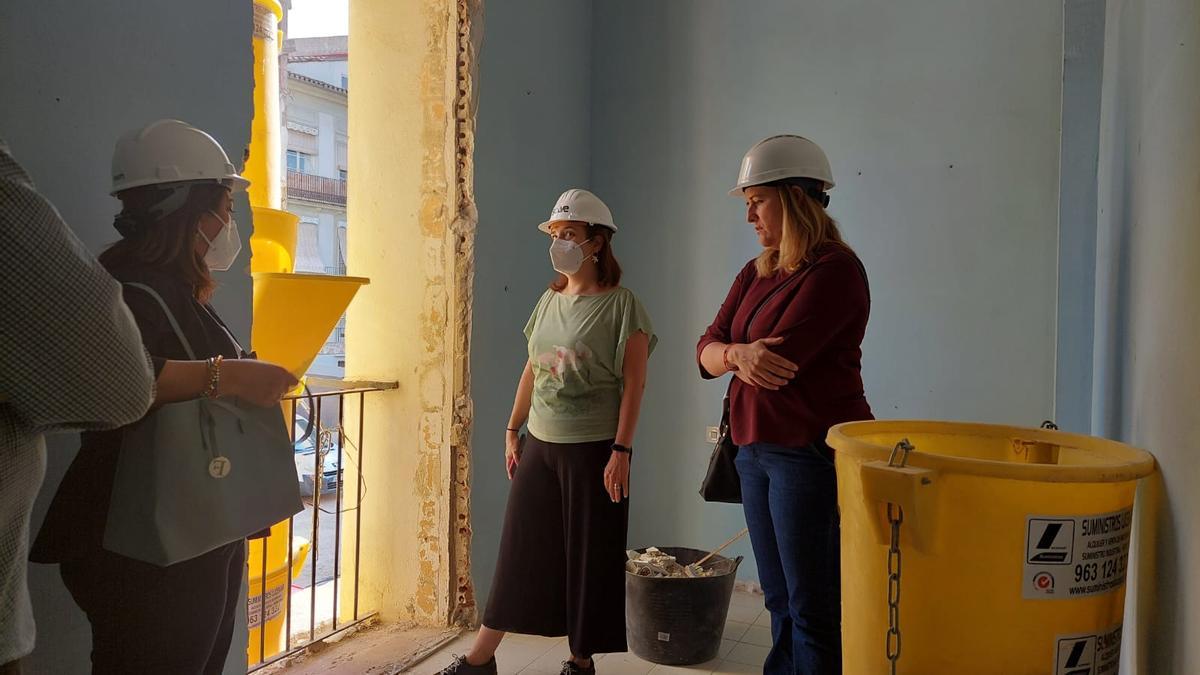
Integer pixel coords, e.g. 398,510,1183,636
706,426,720,443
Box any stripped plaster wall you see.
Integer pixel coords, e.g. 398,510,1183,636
344,0,477,624
450,0,483,625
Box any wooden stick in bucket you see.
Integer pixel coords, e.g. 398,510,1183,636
688,527,750,574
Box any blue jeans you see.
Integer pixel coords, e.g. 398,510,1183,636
736,442,841,675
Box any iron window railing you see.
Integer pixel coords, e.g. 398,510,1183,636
247,376,398,672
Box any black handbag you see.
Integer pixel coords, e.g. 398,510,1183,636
699,386,741,502
699,269,807,503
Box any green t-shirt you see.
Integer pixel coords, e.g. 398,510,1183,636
524,287,657,444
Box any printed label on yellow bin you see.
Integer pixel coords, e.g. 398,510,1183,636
248,583,285,629
1023,508,1132,599
1053,624,1122,675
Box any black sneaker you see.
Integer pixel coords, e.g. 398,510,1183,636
560,659,595,675
437,654,498,675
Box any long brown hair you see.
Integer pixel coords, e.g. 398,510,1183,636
549,224,622,291
99,182,227,302
756,180,850,277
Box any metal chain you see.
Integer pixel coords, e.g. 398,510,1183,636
886,503,903,673
885,439,914,674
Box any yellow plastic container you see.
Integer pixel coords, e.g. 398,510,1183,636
247,520,303,582
247,538,310,664
828,420,1155,675
246,0,285,210
249,207,300,274
250,273,369,378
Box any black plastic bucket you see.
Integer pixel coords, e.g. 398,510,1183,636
625,546,744,666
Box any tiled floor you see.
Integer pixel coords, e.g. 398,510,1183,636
408,590,770,675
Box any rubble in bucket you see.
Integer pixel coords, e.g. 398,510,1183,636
626,547,735,578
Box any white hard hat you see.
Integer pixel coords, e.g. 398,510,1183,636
729,135,834,196
110,119,250,195
538,188,617,233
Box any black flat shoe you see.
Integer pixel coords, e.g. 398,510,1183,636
560,659,595,675
437,654,498,675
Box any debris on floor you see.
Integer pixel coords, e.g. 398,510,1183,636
625,547,734,578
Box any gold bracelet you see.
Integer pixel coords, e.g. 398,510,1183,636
203,355,224,399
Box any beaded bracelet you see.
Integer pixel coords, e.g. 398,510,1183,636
722,344,738,372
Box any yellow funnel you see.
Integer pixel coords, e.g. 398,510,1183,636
251,273,369,378
250,207,300,274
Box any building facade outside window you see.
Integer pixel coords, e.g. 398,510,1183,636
282,34,350,378
287,149,316,174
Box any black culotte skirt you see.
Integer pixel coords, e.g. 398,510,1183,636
482,434,630,657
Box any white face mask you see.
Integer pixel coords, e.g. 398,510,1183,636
200,210,243,271
549,237,592,275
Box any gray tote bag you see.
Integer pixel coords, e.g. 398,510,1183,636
103,283,303,566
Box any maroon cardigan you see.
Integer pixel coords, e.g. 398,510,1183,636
697,245,873,447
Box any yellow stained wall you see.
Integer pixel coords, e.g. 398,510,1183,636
342,0,477,625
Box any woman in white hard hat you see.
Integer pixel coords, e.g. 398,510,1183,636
32,119,298,673
439,189,656,675
696,135,872,674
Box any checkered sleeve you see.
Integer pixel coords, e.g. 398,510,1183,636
0,144,154,433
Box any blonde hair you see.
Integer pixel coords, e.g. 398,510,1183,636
755,183,848,277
